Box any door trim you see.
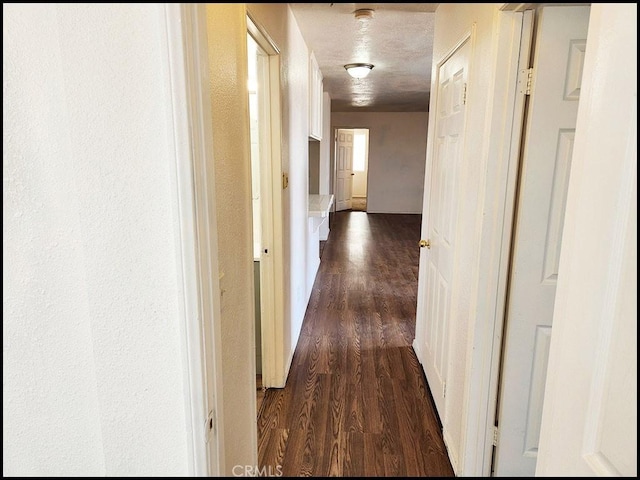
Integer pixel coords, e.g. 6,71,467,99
247,13,286,388
164,4,225,475
457,9,533,476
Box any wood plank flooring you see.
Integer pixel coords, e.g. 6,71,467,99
258,211,454,477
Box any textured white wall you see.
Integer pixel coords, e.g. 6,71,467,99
286,6,312,343
331,112,428,214
3,4,190,476
205,4,258,474
247,4,313,372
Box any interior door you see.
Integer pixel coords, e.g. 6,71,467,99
493,6,591,476
415,38,470,419
335,129,353,211
536,6,637,475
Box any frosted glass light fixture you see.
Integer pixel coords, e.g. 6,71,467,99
344,63,374,79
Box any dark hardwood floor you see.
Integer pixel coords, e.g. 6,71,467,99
257,211,454,477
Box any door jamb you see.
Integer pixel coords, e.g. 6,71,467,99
457,7,534,476
163,3,226,475
247,13,286,389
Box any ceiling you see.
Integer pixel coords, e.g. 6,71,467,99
289,3,438,112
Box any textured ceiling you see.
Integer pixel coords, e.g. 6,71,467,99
289,3,438,112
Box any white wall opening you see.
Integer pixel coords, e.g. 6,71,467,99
351,128,369,211
333,127,369,212
246,15,286,390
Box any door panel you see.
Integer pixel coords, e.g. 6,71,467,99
336,129,353,211
536,5,637,476
494,6,590,476
416,38,470,419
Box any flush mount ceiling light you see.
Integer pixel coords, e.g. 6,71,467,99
353,8,374,21
344,63,374,79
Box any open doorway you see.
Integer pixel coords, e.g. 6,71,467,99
247,29,274,411
334,128,369,211
351,129,369,211
246,33,267,417
246,16,286,404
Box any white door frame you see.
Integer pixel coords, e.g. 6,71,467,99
247,13,286,389
163,4,226,475
455,7,536,476
493,5,590,475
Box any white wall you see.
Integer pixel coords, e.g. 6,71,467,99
204,5,258,473
331,112,428,213
3,4,190,476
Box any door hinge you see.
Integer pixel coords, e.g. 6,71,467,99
492,426,499,447
205,409,216,442
462,83,468,105
443,381,447,398
518,68,534,95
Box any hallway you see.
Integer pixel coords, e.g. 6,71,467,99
257,211,454,476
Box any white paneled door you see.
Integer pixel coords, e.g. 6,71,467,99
335,129,353,211
415,38,470,420
536,6,637,476
493,6,591,476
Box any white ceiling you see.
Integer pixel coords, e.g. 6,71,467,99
289,3,438,112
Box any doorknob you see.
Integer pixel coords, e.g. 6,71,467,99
351,173,355,176
419,239,431,249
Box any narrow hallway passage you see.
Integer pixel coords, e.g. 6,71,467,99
257,211,454,477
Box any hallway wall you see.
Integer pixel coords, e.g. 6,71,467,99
204,4,258,473
331,111,428,214
4,4,190,475
4,3,320,476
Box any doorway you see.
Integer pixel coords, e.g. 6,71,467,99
334,128,369,211
246,15,286,393
351,129,369,211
